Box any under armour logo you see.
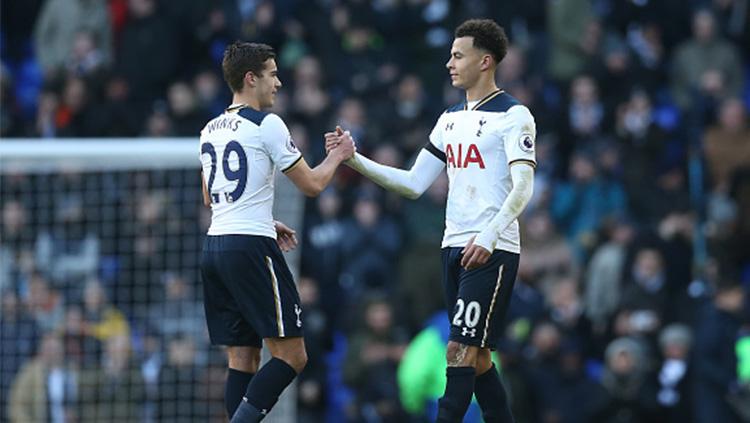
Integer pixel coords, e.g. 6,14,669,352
476,118,486,137
294,304,302,328
461,327,477,338
446,122,454,131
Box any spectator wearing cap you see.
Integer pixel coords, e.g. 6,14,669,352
654,324,693,422
594,337,659,422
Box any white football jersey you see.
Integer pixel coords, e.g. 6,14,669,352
199,104,302,238
427,90,536,253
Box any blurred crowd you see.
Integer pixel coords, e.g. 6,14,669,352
2,0,750,422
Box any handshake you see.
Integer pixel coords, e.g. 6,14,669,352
324,126,357,162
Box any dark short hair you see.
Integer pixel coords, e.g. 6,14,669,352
455,19,508,64
222,41,276,93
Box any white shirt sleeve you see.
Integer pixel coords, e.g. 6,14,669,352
474,162,535,251
260,113,303,172
503,105,537,167
428,113,445,151
347,148,445,199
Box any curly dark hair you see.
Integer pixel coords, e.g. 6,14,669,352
221,41,276,93
455,19,508,64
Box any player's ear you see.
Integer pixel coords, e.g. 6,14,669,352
480,54,493,71
245,71,256,87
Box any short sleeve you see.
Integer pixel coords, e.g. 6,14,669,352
260,114,303,173
503,105,537,167
429,114,445,151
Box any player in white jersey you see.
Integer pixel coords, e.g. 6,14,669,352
200,41,354,422
326,19,535,423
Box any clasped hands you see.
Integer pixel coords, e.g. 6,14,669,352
324,126,356,161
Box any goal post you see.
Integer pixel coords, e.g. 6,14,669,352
0,138,301,422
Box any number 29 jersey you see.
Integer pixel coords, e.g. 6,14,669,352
199,105,302,238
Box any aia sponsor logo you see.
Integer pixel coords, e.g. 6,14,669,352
446,143,485,168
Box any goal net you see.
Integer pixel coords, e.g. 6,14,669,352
0,139,301,422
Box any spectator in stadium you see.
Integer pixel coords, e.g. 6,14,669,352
149,272,205,350
565,75,607,142
80,279,130,363
301,187,346,321
615,89,669,223
584,216,635,334
25,273,65,332
167,81,210,136
193,69,228,118
536,338,605,423
671,8,744,110
157,335,207,422
545,277,594,357
338,189,402,297
525,321,565,421
65,31,106,78
398,173,449,330
138,326,164,421
35,194,99,293
521,210,578,286
33,0,112,75
654,324,693,422
0,64,22,137
8,332,78,423
546,0,597,83
383,74,433,155
704,98,750,191
618,248,668,329
295,276,331,422
34,89,60,137
143,105,175,137
551,149,627,258
54,76,97,137
79,334,146,422
289,56,332,142
92,74,141,137
693,280,746,423
116,0,179,102
0,200,35,292
343,294,409,422
330,98,372,153
593,337,659,422
0,291,40,420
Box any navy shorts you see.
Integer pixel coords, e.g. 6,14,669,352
201,235,303,347
442,248,519,349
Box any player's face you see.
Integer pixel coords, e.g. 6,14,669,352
255,59,282,108
446,37,483,89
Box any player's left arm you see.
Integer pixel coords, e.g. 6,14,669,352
201,171,210,207
461,163,534,269
462,105,537,270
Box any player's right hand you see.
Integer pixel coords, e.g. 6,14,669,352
326,125,356,160
324,125,345,154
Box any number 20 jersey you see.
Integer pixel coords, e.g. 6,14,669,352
428,91,537,254
199,105,302,238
